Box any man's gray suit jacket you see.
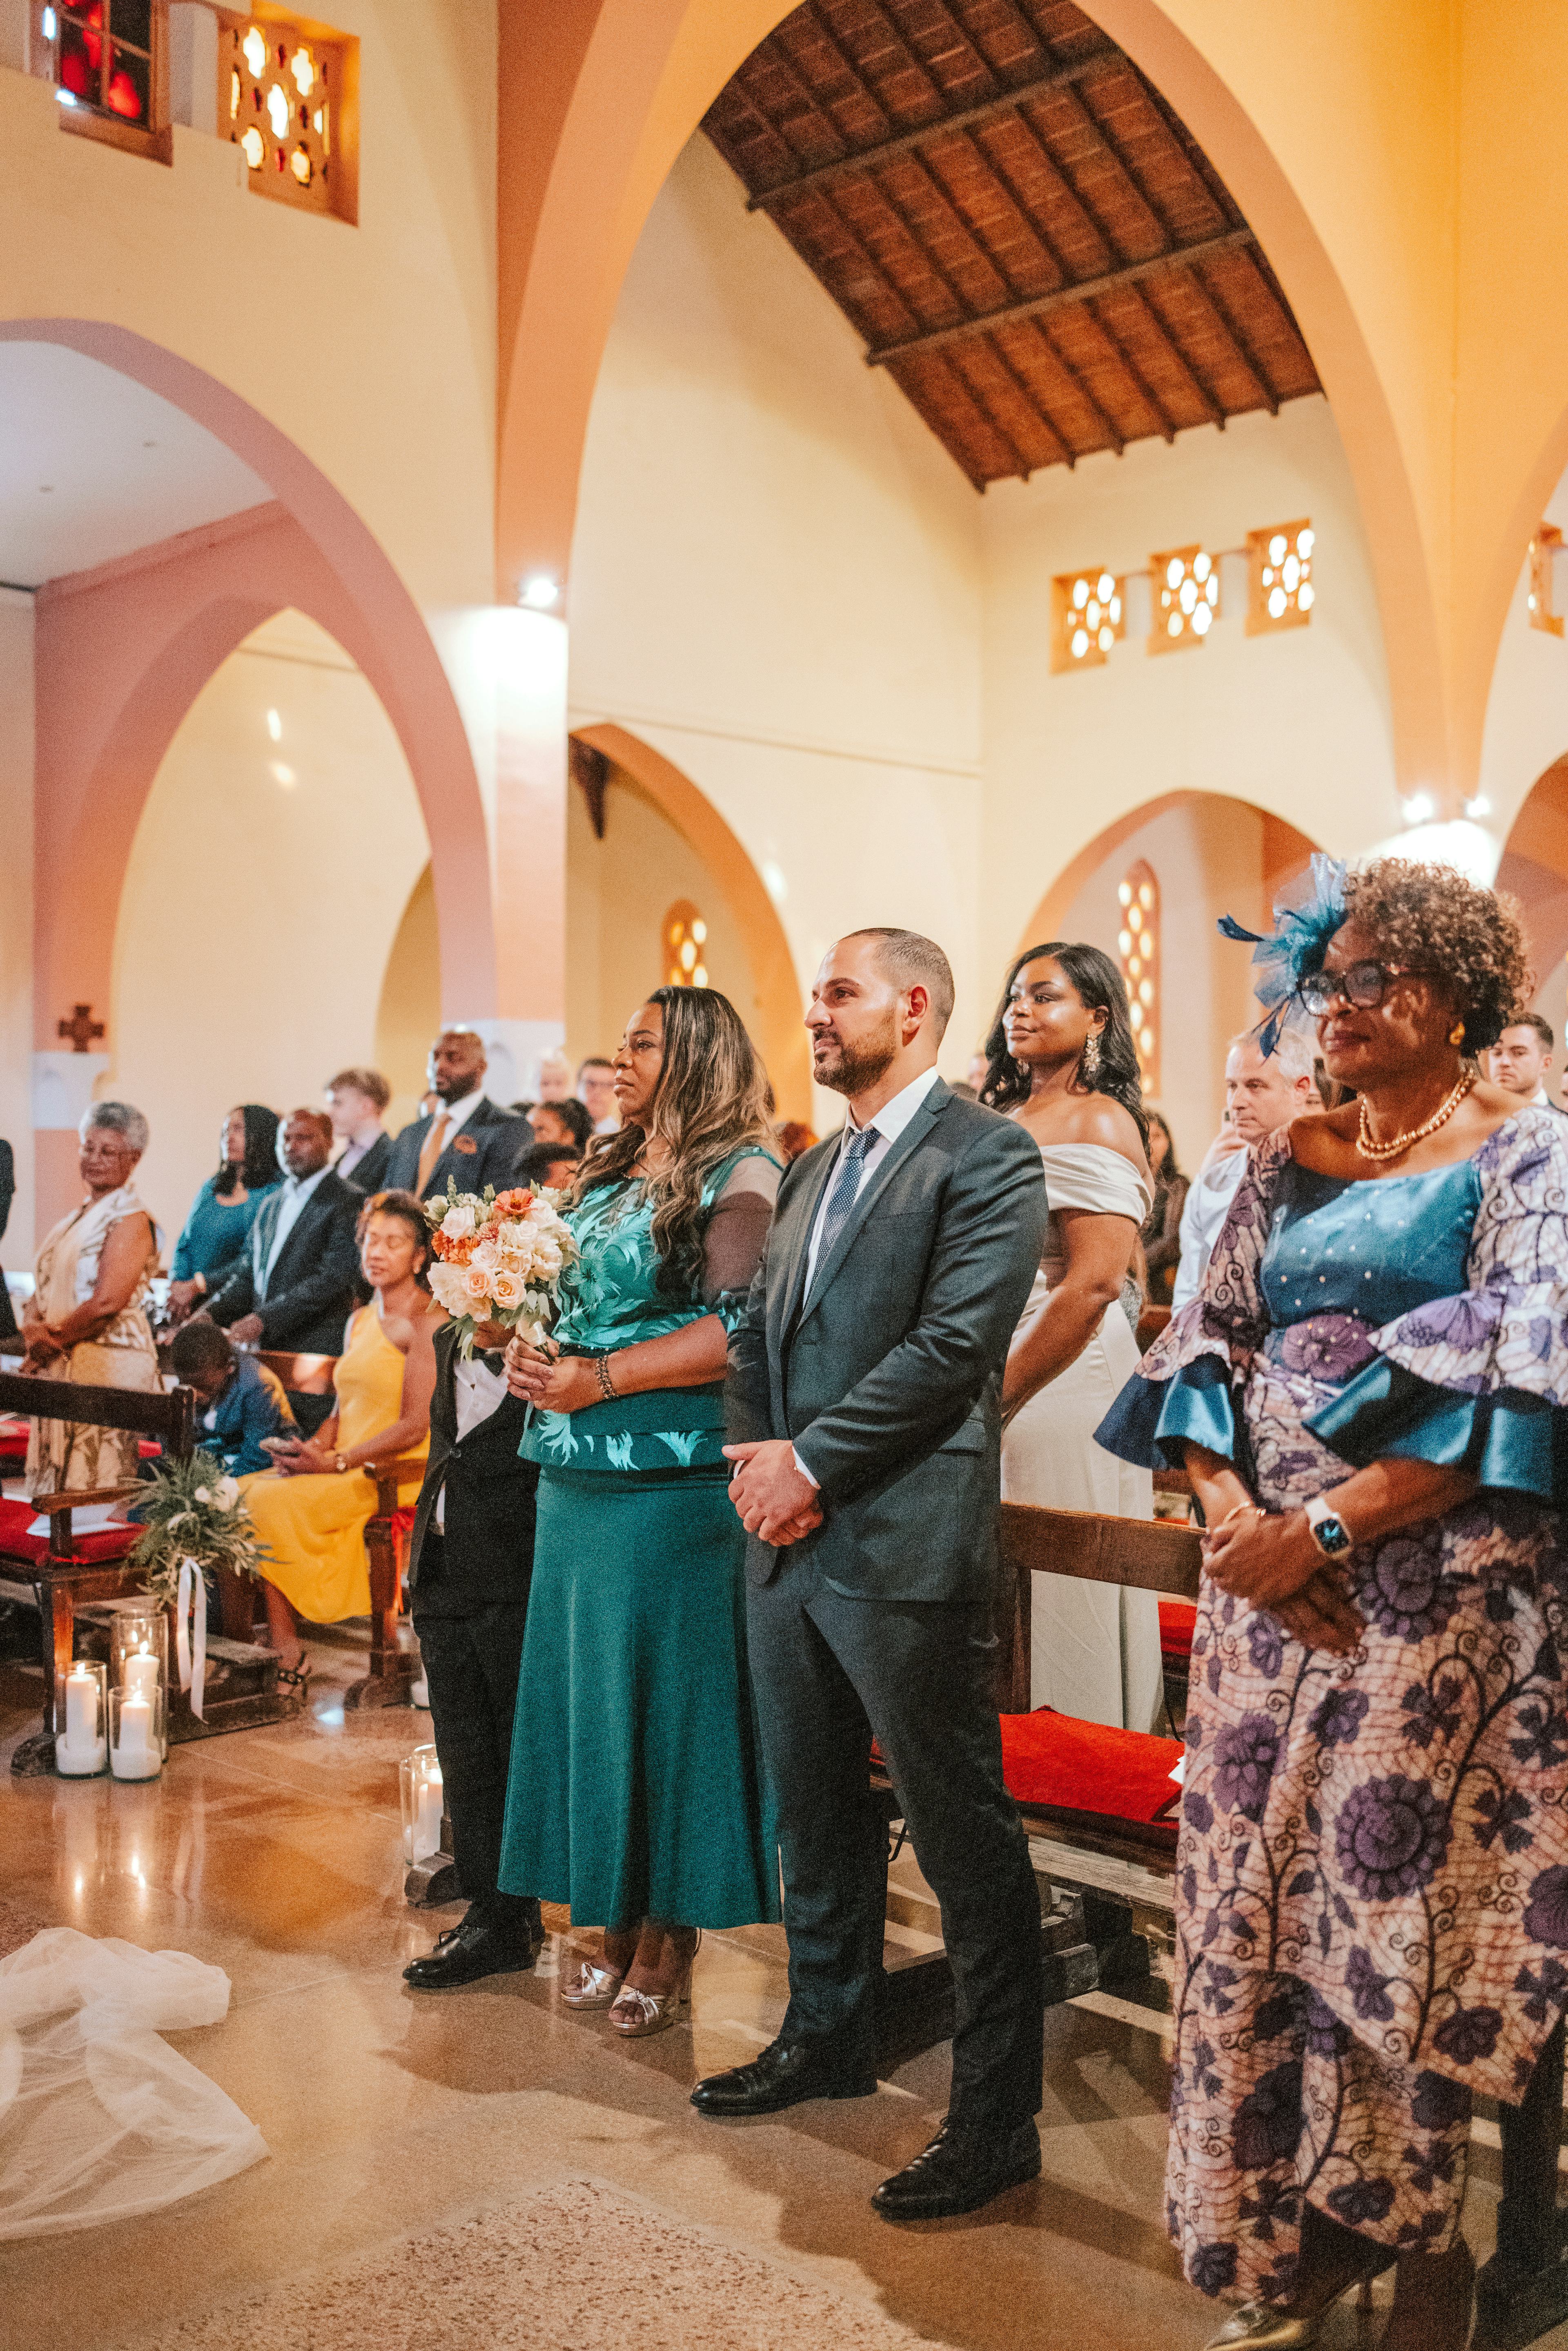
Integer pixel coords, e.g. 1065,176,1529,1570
726,1077,1048,1607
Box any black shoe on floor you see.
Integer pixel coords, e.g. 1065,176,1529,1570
403,1912,540,1990
690,2035,878,2117
871,2116,1041,2221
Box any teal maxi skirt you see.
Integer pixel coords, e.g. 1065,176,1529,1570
497,1466,780,1928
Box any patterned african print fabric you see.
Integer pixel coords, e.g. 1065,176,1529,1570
1095,1113,1568,2304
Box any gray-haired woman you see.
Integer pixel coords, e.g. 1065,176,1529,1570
23,1103,161,1496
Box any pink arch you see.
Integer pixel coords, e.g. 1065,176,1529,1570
8,319,497,1024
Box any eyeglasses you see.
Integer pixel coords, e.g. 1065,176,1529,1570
1299,961,1428,1016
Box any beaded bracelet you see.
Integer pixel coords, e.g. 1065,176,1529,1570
594,1352,618,1403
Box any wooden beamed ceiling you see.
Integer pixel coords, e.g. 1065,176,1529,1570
702,0,1322,489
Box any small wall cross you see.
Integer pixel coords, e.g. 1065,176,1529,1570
58,1003,105,1054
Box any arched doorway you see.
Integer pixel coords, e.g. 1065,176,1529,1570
1015,790,1319,1165
1498,758,1568,1056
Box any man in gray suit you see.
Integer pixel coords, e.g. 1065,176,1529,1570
692,930,1049,2222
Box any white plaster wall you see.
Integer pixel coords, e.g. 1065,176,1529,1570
1477,470,1568,841
0,588,34,1263
569,136,984,1117
981,398,1394,967
111,610,428,1241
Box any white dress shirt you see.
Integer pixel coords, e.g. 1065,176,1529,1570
434,1351,508,1530
261,1165,330,1290
1171,1145,1248,1312
434,1087,486,1139
794,1065,942,1490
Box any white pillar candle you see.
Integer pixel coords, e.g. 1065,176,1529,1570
65,1667,97,1749
122,1647,160,1702
114,1694,157,1777
416,1766,444,1857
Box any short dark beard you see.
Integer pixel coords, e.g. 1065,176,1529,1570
814,1018,899,1099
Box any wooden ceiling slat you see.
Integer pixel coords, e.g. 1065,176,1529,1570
864,225,1255,364
703,0,1322,486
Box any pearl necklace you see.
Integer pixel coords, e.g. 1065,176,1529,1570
1356,1071,1474,1163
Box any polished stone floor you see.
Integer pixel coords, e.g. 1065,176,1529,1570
0,1628,1560,2351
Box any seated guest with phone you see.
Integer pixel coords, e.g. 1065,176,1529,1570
168,1319,295,1476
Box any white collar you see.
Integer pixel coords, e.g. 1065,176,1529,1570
283,1164,330,1200
434,1088,486,1134
1531,1085,1551,1108
846,1065,942,1146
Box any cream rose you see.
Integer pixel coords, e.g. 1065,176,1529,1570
428,1262,471,1315
440,1202,476,1241
490,1267,526,1310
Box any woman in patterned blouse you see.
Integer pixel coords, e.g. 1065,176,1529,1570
1098,860,1568,2351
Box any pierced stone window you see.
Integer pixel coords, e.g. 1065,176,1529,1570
1149,547,1219,653
1051,568,1124,674
28,0,172,160
1247,521,1315,634
1529,527,1564,638
222,7,357,222
1117,863,1160,1094
664,903,709,990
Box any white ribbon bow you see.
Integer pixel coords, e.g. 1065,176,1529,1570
174,1556,207,1721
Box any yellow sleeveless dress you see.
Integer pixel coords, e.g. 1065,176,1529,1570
238,1307,428,1624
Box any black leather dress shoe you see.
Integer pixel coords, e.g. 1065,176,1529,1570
403,1914,540,1990
690,2036,878,2116
871,2116,1041,2221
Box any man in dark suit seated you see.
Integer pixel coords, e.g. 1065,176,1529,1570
403,1314,542,1990
383,1029,531,1205
325,1066,394,1193
199,1109,361,1426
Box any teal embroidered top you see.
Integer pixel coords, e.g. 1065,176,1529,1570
520,1144,780,1475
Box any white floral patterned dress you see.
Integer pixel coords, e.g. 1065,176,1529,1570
1096,1113,1568,2304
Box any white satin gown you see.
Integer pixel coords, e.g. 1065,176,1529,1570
1000,1142,1161,1731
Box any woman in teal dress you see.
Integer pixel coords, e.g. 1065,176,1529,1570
166,1105,280,1321
499,986,782,2037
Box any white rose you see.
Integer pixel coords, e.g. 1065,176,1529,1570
528,1237,564,1277
461,1264,494,1306
440,1202,476,1240
429,1262,471,1314
470,1238,501,1273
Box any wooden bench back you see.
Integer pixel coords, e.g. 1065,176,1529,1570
995,1499,1202,1714
258,1350,337,1395
0,1369,196,1462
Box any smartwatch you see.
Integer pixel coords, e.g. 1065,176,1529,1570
1304,1493,1354,1557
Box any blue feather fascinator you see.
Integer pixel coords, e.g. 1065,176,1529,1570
1217,852,1348,1056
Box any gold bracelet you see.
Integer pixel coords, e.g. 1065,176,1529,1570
594,1353,618,1403
1216,1502,1266,1529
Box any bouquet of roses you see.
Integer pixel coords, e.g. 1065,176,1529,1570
424,1180,576,1357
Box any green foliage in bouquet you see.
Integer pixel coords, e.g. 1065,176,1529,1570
127,1449,267,1608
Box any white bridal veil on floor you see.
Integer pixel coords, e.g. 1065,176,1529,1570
0,1929,267,2238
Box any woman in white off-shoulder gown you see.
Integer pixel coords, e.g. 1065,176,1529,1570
982,941,1160,1731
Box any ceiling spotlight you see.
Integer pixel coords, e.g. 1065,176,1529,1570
266,709,282,742
519,575,560,611
1401,792,1435,826
1463,793,1492,819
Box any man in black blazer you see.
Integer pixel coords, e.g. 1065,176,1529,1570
202,1108,361,1359
402,1316,541,1990
383,1029,531,1203
693,930,1049,2223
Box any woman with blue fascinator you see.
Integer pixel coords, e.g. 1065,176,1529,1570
1098,858,1568,2351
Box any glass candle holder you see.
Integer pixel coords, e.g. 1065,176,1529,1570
109,1683,165,1781
110,1600,169,1758
399,1744,445,1863
55,1659,107,1776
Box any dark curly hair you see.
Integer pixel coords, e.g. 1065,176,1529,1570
980,941,1149,1149
354,1188,432,1289
1337,861,1532,1055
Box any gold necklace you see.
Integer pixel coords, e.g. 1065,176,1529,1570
1356,1070,1474,1163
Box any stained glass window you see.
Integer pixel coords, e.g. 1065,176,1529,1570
1149,548,1218,653
29,0,169,157
1050,568,1124,674
1528,527,1564,638
664,904,709,990
223,9,356,222
1247,521,1315,634
1116,863,1160,1093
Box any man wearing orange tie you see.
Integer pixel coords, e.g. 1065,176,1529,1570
383,1029,532,1205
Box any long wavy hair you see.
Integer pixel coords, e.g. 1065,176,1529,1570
577,987,777,1292
214,1104,280,1196
980,941,1149,1149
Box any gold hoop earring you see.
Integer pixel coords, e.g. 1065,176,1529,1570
1449,1021,1466,1047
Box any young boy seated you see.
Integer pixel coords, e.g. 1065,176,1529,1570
168,1319,296,1476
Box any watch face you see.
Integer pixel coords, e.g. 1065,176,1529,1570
1316,1512,1352,1555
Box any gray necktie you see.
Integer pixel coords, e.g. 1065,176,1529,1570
809,1125,876,1293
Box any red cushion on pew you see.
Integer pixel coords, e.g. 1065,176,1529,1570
1158,1599,1197,1660
998,1706,1183,1829
0,1497,141,1568
138,1440,162,1460
0,1431,26,1463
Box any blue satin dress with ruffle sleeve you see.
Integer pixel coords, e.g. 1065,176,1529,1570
1094,1111,1568,2307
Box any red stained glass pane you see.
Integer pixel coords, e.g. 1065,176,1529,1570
274,142,284,168
105,51,146,116
57,22,98,101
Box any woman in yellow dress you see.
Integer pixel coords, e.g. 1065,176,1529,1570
240,1190,442,1678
